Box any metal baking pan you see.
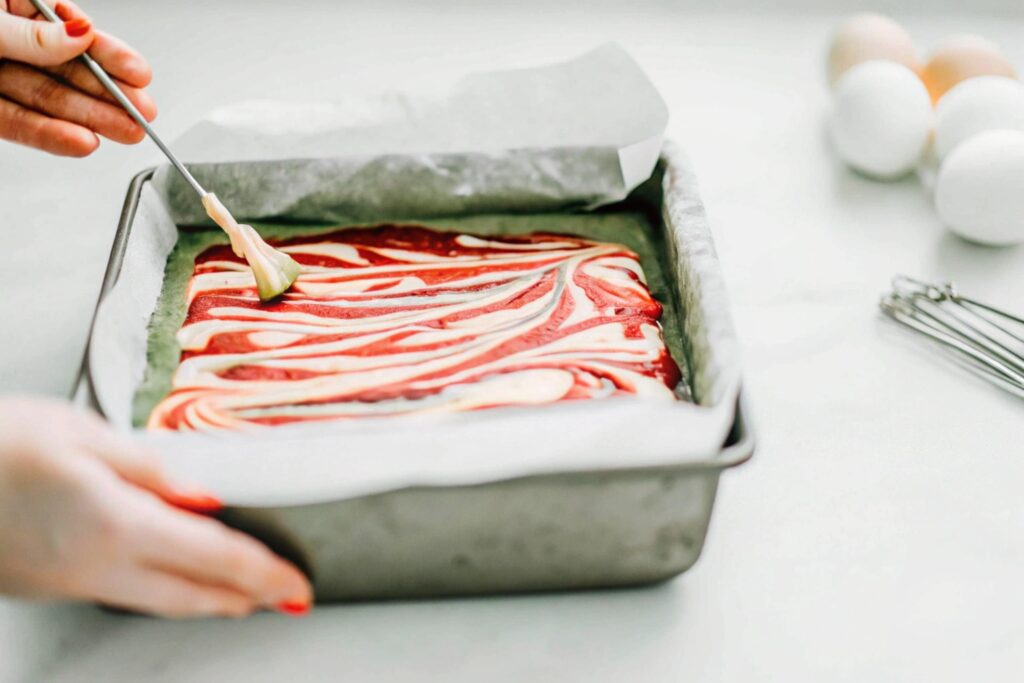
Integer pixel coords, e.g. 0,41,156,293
74,144,753,601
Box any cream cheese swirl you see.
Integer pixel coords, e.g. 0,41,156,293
148,225,680,431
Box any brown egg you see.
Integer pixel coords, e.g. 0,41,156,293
922,35,1017,103
827,13,919,87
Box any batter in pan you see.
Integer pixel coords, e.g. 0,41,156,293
148,225,681,431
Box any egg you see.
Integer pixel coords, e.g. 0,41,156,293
934,76,1024,161
921,35,1017,103
829,61,933,179
826,13,919,87
935,129,1024,246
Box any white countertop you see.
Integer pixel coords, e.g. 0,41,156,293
1,2,1022,681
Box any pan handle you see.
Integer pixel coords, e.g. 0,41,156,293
67,168,156,401
715,393,755,469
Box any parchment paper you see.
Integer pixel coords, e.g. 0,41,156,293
87,46,742,507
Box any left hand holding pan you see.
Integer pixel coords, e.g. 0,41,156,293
0,397,313,618
0,0,156,156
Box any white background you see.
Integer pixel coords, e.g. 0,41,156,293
1,1,1023,681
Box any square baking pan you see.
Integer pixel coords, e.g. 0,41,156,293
74,143,753,601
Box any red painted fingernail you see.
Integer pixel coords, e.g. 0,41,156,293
55,3,72,20
64,18,91,38
165,491,224,514
275,600,311,616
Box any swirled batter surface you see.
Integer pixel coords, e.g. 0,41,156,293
148,225,680,431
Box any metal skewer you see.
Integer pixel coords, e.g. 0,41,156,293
29,0,206,199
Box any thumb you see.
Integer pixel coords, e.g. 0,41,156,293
71,409,224,514
91,434,225,515
0,11,93,67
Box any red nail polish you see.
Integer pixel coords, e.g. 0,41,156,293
64,18,91,38
165,491,224,514
275,600,311,616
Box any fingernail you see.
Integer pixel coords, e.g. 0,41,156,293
165,491,224,514
64,18,91,38
275,600,311,617
55,3,71,20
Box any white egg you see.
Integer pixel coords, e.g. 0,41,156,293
934,76,1024,160
826,13,919,87
935,129,1024,246
829,61,933,179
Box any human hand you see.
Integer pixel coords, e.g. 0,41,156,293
0,0,156,156
0,396,312,618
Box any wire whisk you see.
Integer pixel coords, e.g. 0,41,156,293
879,276,1024,400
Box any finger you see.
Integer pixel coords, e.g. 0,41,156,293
67,408,223,513
0,62,143,143
6,0,90,26
42,60,156,121
92,566,257,619
0,10,93,67
0,95,97,155
139,507,312,609
45,1,152,87
6,1,151,88
87,30,151,88
0,65,142,145
67,408,177,494
6,0,62,18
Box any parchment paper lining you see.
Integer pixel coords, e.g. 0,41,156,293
85,47,741,507
154,44,667,226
